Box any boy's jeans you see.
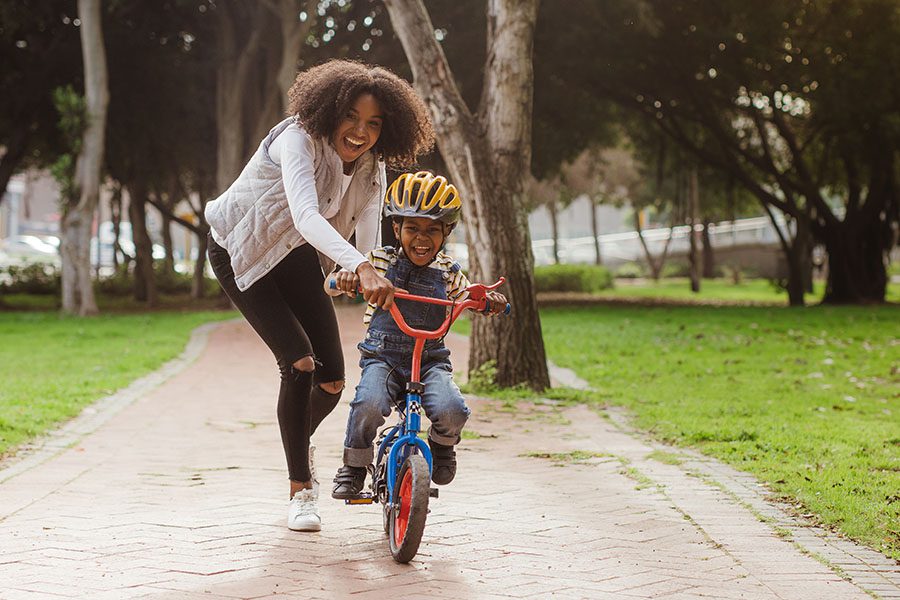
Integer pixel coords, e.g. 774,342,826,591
343,357,470,468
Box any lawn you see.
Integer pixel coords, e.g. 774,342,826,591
0,309,235,459
594,277,900,304
458,301,900,559
544,303,899,558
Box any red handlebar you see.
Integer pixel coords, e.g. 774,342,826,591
328,276,509,383
388,276,507,340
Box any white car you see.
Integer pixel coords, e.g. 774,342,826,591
0,235,61,266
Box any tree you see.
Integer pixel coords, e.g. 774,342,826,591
384,0,550,389
0,2,82,206
59,0,109,316
524,174,567,265
212,0,318,192
562,0,899,304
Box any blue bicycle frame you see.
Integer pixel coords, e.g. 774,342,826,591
379,389,433,500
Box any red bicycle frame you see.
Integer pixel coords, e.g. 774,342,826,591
386,277,507,383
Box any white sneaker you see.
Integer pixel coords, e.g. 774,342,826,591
288,488,321,532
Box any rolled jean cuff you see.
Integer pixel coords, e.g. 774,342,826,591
343,446,374,468
428,427,460,447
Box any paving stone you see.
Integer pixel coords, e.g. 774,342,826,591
0,309,894,600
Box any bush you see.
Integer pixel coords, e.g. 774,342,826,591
534,264,613,293
660,260,691,278
0,263,61,295
95,263,221,297
614,262,646,279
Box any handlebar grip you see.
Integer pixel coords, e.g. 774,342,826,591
482,300,513,316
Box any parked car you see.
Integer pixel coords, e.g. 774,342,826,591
0,235,61,267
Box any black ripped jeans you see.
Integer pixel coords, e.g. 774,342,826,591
208,235,344,482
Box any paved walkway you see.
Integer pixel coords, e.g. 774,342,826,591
1,305,898,600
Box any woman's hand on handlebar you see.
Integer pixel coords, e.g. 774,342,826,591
333,270,360,296
356,262,395,309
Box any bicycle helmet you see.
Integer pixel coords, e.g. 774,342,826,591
384,171,462,226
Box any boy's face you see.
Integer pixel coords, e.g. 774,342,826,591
393,217,447,266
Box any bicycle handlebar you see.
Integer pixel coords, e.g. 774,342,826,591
327,276,511,340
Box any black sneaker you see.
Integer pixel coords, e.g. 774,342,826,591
429,440,457,485
331,465,367,499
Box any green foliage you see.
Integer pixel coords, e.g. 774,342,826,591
460,359,537,401
0,310,235,457
95,264,220,298
538,303,900,559
93,266,134,297
0,263,61,295
614,262,647,279
50,85,87,202
533,264,613,293
660,261,691,278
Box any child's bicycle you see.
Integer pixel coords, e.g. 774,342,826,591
330,277,510,563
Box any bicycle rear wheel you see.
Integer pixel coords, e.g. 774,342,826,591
388,453,430,563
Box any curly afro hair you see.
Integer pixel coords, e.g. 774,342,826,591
287,60,435,170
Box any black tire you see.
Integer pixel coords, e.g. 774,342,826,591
388,453,430,563
382,500,391,535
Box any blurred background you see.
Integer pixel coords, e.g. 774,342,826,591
1,0,897,310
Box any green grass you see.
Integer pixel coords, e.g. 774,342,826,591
598,278,900,304
549,277,900,305
0,310,235,458
534,303,899,559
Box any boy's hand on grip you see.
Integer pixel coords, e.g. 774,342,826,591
485,291,508,316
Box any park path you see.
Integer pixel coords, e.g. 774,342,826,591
0,304,897,600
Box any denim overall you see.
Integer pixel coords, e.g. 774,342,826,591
343,248,470,468
357,249,453,378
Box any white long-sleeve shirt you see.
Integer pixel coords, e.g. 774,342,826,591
268,125,379,273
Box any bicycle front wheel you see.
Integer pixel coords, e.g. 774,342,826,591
388,453,430,563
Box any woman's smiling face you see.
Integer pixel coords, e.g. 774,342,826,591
331,93,383,165
393,217,447,267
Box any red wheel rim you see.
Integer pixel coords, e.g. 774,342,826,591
393,467,413,547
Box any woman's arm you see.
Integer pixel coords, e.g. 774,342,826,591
275,126,369,273
275,127,394,307
353,193,382,257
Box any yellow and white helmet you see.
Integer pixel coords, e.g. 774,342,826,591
384,171,462,226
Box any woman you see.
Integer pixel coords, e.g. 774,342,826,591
205,60,434,531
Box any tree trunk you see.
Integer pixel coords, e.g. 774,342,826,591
590,200,601,265
61,0,108,316
0,130,27,209
701,220,715,278
687,166,701,293
549,200,559,264
274,0,317,103
60,211,94,313
385,0,550,390
822,222,889,303
160,212,174,274
128,186,158,306
634,211,673,281
110,184,122,271
215,3,265,192
192,229,209,299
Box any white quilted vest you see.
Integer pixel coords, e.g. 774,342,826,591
205,118,385,291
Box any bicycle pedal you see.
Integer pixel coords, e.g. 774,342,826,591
429,487,439,498
344,494,375,505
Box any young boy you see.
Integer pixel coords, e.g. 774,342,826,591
327,171,507,499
